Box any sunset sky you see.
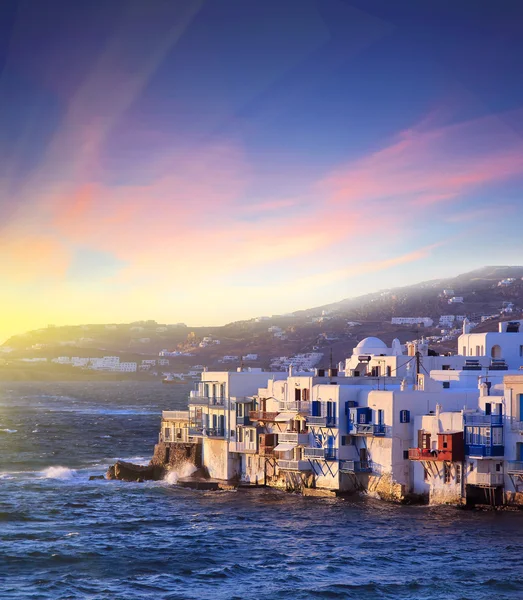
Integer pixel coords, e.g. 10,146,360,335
1,0,523,343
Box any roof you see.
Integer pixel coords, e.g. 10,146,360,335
275,412,296,421
354,337,388,355
274,443,296,452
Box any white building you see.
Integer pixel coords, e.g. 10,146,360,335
439,315,456,327
391,317,434,327
119,362,137,372
157,319,523,506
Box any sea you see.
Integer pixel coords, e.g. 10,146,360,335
1,381,522,600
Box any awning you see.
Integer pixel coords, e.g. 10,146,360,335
275,412,296,422
274,443,297,452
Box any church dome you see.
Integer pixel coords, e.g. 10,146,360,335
354,337,388,355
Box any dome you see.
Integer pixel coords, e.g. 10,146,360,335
354,337,388,356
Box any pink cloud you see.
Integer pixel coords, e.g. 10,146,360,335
321,108,523,216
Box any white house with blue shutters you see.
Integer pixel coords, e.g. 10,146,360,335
174,321,523,504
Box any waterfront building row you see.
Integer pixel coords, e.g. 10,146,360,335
157,319,523,506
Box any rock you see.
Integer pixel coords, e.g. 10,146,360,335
89,475,105,481
105,460,158,482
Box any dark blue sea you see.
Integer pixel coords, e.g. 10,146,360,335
1,381,522,599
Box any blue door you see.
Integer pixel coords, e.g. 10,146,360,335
519,394,523,422
378,409,384,425
518,443,523,461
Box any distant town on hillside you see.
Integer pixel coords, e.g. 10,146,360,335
2,266,522,381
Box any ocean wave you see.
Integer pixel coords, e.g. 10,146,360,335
0,428,17,434
41,466,77,480
164,463,197,485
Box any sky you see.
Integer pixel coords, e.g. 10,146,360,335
1,0,523,343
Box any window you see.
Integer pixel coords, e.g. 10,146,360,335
359,413,366,424
492,427,503,445
520,345,523,358
400,410,410,423
444,463,451,484
496,463,501,472
442,435,448,449
470,462,474,472
164,427,171,440
456,464,461,484
403,450,409,460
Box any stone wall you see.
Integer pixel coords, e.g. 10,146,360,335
505,491,523,506
366,473,406,503
151,441,202,474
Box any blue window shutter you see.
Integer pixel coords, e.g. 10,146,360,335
400,410,410,423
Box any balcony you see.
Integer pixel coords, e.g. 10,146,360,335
188,395,210,405
507,461,523,474
230,441,257,453
188,395,226,407
278,432,309,445
408,448,463,461
189,427,225,438
306,415,337,427
259,446,275,457
209,397,226,407
465,444,504,458
236,415,251,426
278,401,311,414
467,472,504,486
278,460,312,471
249,410,279,422
339,460,372,473
349,423,386,436
303,447,338,460
162,410,189,421
463,414,502,426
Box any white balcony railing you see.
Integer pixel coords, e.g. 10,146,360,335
278,432,309,445
162,410,189,421
278,401,311,414
188,395,227,406
467,472,504,486
278,460,312,471
230,441,257,453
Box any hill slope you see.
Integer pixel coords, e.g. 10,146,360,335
3,266,523,368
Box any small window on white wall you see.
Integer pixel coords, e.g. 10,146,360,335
400,410,410,423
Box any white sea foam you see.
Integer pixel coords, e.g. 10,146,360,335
65,532,79,537
0,428,17,434
41,466,77,480
164,462,197,485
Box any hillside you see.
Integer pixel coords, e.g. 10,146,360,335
3,266,523,369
